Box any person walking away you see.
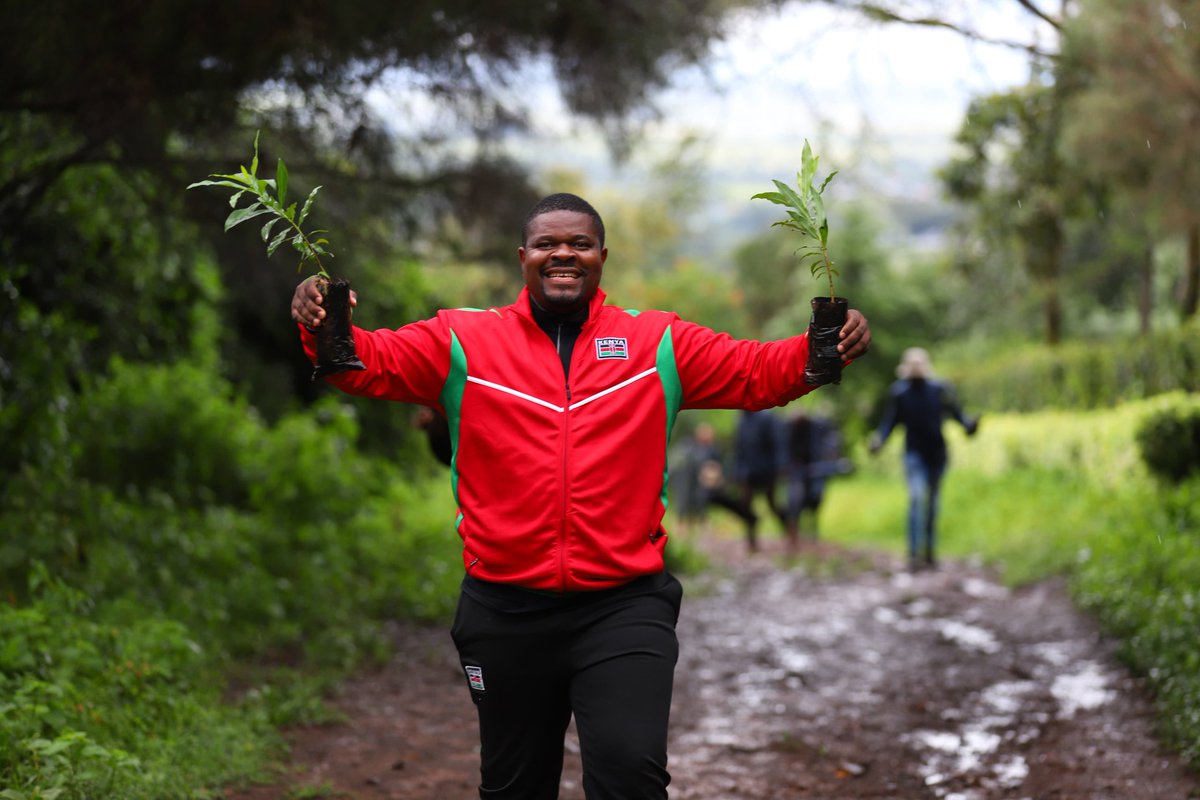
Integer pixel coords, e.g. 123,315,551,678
291,192,872,799
784,411,846,550
869,347,977,572
732,408,788,553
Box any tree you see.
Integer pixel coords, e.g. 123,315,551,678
1060,0,1200,323
940,76,1085,345
0,0,771,469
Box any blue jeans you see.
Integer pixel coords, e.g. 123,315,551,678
903,451,946,563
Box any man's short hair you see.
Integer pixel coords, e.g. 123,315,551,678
522,193,605,247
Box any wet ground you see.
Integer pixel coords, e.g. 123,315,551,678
228,535,1200,799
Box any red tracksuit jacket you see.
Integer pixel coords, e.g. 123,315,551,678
301,287,820,592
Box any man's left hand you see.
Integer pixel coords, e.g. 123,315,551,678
838,309,871,361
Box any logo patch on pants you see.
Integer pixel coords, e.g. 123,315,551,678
465,665,485,692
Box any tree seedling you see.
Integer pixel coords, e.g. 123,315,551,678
752,139,839,301
189,132,364,379
188,131,333,279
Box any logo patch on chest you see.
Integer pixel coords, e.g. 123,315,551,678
465,665,485,692
595,337,629,360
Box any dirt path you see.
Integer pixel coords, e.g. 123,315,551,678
228,536,1199,799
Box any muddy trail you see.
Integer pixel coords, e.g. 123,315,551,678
230,536,1199,799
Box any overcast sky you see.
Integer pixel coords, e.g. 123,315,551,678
503,1,1048,205
366,0,1052,250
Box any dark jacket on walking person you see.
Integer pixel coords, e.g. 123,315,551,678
732,409,789,553
292,192,872,798
783,412,847,545
870,347,977,571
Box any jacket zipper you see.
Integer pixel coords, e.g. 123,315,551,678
559,380,571,588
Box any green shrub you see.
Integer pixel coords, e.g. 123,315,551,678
1072,481,1200,761
944,320,1200,412
1136,394,1200,483
0,569,278,799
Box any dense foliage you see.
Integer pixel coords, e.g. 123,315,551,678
0,357,465,797
940,319,1200,412
4,0,1200,795
1136,393,1200,484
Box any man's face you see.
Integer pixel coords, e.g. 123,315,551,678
519,210,606,315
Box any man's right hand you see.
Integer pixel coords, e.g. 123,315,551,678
291,277,356,329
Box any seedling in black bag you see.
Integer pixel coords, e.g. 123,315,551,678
753,141,847,385
189,132,364,379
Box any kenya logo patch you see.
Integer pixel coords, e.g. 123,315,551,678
465,665,485,692
595,337,629,360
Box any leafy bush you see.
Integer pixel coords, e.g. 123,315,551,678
943,320,1200,412
0,352,468,797
0,569,278,799
1072,481,1200,761
73,357,262,509
1136,393,1200,483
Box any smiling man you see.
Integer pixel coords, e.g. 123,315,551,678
520,204,606,314
290,192,871,799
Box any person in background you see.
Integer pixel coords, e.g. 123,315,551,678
292,192,871,799
671,421,757,538
869,347,978,571
415,406,453,467
783,411,847,550
732,408,788,553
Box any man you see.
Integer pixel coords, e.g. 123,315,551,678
731,408,788,553
291,192,871,799
869,347,977,571
783,411,847,548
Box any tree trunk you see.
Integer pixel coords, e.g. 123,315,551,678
1138,240,1154,336
1044,283,1062,346
1041,221,1065,346
1182,223,1199,321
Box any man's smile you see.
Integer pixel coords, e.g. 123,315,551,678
544,268,584,284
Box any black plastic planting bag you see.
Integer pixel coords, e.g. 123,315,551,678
804,296,847,386
313,278,366,380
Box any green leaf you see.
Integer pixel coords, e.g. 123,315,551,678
299,186,322,224
267,228,290,257
800,140,818,194
187,179,245,191
276,158,289,208
771,179,807,216
750,191,788,205
229,189,246,208
261,217,282,242
818,170,838,194
224,203,272,232
250,130,261,176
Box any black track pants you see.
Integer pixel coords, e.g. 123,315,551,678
450,574,683,799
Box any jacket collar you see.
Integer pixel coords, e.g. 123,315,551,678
514,286,607,324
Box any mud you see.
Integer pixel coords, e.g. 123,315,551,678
227,536,1199,799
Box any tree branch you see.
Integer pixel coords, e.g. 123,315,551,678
1011,0,1061,31
844,1,1057,60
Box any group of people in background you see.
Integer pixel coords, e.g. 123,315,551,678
671,407,849,557
671,346,978,571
